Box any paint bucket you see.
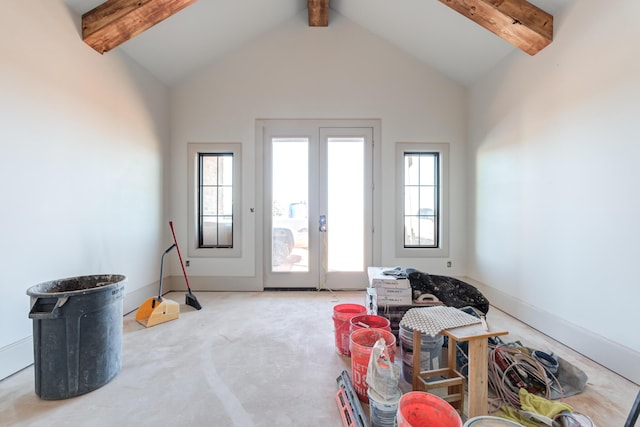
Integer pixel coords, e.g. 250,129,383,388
396,391,462,427
350,314,391,335
349,328,396,403
368,388,401,427
333,304,367,356
399,324,444,383
463,416,525,426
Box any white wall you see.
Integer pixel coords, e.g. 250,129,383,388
170,10,468,288
467,0,640,383
0,1,170,379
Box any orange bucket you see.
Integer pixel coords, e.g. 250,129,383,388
349,328,396,403
349,314,391,335
333,304,367,356
397,391,462,427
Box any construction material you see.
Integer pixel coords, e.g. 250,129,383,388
367,267,412,308
169,220,201,310
336,370,368,427
136,244,180,328
333,304,367,356
396,391,462,427
26,274,126,399
349,328,396,403
400,306,482,337
367,337,401,427
367,338,401,401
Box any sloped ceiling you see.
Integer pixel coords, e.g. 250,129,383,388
63,0,572,87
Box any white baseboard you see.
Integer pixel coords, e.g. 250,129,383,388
164,275,262,292
124,276,262,313
0,337,33,381
463,276,640,385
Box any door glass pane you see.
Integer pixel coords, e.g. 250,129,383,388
327,138,364,271
271,138,309,272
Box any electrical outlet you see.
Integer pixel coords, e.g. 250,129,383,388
185,260,190,267
447,261,452,268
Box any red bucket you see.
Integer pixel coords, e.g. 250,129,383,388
333,304,366,356
349,328,396,403
350,314,391,335
397,391,462,427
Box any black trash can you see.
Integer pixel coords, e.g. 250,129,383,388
26,274,126,400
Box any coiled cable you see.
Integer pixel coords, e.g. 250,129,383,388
487,344,564,412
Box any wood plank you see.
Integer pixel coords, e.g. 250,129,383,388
437,0,553,55
442,322,508,341
308,0,329,27
82,0,197,54
467,337,489,417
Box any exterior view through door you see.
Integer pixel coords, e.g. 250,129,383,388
262,120,376,290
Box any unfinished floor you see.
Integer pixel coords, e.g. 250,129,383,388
0,291,638,426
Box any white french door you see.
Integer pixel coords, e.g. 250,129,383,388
262,120,374,289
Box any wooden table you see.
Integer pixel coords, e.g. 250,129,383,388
412,321,508,418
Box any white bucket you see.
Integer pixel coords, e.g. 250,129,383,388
368,388,400,427
399,324,444,383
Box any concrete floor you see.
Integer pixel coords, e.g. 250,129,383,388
0,291,637,426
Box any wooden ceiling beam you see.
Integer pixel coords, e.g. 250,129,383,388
308,0,329,27
82,0,197,54
437,0,553,55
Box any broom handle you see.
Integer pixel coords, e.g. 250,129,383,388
169,221,192,291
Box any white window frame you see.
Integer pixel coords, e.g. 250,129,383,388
187,143,242,258
395,142,449,258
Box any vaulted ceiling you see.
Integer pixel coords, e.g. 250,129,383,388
63,0,573,87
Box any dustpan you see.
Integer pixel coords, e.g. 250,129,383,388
135,296,179,327
136,244,180,327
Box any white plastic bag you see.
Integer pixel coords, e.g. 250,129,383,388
366,338,401,400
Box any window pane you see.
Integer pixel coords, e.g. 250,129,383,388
419,154,436,186
419,187,435,214
218,187,233,216
202,156,219,185
219,156,233,186
199,153,233,248
202,217,232,247
404,152,439,248
202,187,217,215
405,155,419,185
405,217,419,246
405,186,419,217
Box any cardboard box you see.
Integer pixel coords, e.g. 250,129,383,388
367,266,411,289
366,286,413,307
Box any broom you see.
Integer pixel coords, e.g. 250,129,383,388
169,221,202,310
